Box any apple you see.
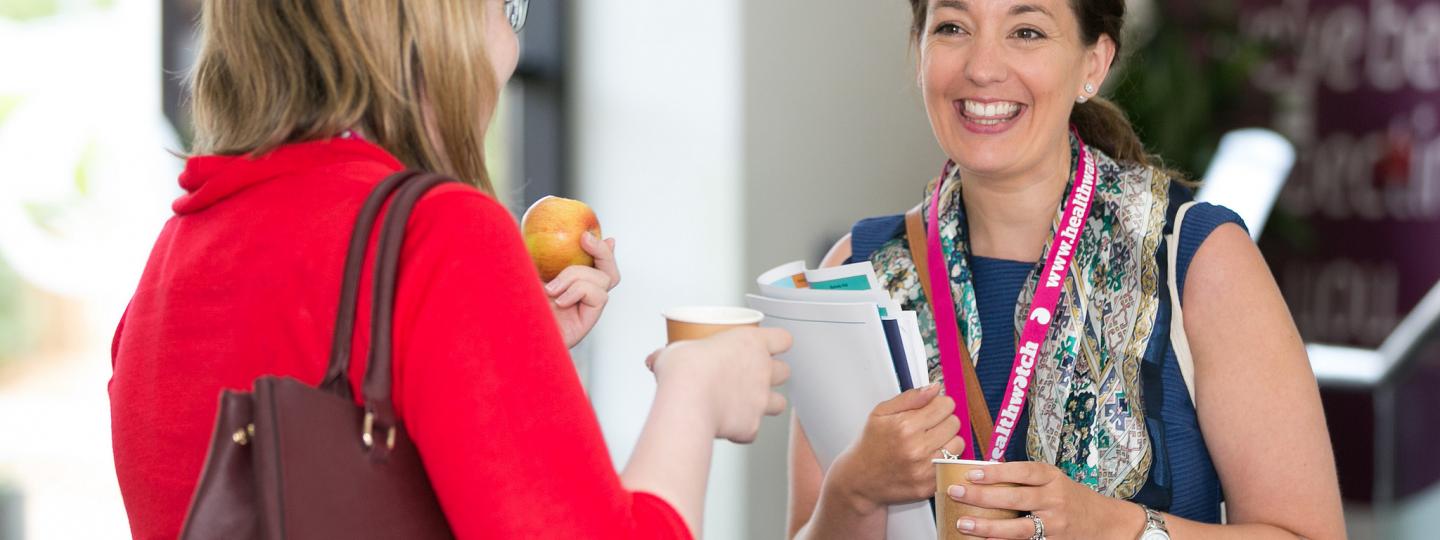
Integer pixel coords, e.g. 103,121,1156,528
521,196,602,282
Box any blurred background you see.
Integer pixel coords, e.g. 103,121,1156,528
0,0,1436,538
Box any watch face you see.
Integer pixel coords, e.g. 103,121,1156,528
1141,530,1171,540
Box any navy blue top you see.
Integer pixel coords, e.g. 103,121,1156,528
846,196,1246,523
969,255,1038,463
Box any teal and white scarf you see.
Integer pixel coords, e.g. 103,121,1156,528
870,139,1171,497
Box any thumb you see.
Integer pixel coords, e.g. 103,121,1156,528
874,382,942,416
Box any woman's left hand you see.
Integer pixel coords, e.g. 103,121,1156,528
545,233,621,348
944,461,1142,540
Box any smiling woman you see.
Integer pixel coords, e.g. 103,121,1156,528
911,0,1154,187
787,1,1346,539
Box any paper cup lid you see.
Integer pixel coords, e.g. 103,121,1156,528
662,306,764,325
932,458,1001,465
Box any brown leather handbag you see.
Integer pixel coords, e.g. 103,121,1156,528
180,171,457,539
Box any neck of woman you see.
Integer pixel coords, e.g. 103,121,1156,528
960,148,1073,263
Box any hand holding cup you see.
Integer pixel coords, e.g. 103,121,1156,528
648,308,790,444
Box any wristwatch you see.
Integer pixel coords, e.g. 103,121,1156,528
1138,505,1170,540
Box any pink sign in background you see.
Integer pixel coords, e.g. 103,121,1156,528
1237,0,1440,504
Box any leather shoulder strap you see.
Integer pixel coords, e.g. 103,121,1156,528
904,206,936,308
904,204,996,457
320,171,427,400
363,174,458,452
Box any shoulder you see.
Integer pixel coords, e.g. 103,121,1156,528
1174,201,1250,304
415,183,513,221
1174,199,1247,239
400,184,537,280
845,213,907,265
822,234,853,268
1180,220,1263,313
407,184,520,241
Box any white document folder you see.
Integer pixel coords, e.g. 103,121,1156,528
744,294,937,540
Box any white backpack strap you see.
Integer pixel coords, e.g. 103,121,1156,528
1168,201,1200,404
1170,201,1226,522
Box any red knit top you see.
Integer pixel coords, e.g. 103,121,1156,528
109,137,689,539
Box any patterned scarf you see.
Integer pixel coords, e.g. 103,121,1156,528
870,138,1171,498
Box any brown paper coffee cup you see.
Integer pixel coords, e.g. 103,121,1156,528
662,306,764,344
934,458,1021,540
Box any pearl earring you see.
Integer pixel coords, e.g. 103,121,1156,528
1077,95,1089,104
1085,83,1096,94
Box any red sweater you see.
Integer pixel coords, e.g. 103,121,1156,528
109,137,689,539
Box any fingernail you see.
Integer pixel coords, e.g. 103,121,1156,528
947,485,965,498
968,469,984,481
545,282,558,293
958,518,975,532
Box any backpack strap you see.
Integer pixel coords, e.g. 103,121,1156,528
905,204,996,456
1167,201,1200,403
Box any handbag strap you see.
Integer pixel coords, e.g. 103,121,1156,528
362,172,457,458
313,169,457,459
904,203,995,458
319,171,426,400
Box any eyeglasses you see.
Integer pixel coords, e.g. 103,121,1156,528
505,0,529,34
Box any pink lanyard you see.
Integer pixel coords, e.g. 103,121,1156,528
925,134,1098,461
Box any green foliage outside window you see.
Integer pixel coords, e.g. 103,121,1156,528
0,0,112,21
0,94,29,365
1110,0,1267,181
0,260,35,366
0,0,58,21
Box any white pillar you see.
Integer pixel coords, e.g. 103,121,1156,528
737,2,943,536
571,2,747,538
574,1,942,538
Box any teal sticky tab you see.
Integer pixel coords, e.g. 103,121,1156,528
808,275,871,291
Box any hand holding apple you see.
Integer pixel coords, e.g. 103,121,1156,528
522,196,603,281
522,196,621,348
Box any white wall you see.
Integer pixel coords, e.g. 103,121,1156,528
570,2,749,539
742,3,944,276
737,2,944,538
573,1,941,538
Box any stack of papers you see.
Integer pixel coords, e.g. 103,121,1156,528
746,261,935,539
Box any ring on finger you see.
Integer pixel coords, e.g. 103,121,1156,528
1028,513,1046,540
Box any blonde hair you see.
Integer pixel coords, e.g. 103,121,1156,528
189,0,498,192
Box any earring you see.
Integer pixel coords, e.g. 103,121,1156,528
1085,82,1096,94
1077,95,1089,104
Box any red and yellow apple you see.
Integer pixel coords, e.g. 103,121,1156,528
521,196,602,282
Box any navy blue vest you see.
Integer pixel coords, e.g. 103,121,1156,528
846,185,1243,523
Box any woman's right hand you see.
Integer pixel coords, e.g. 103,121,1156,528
829,384,966,511
649,327,792,443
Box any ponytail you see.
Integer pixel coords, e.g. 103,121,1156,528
1070,97,1147,166
1072,96,1192,184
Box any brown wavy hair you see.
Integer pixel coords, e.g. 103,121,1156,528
189,1,498,192
906,0,1160,170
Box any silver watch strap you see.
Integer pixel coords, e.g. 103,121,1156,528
1141,505,1169,533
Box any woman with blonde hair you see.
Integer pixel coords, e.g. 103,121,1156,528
787,1,1345,539
109,1,790,538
